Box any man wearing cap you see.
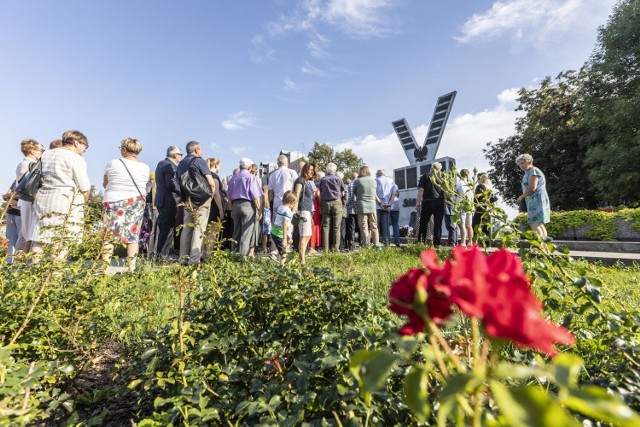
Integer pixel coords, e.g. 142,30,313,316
176,141,216,264
227,158,264,257
154,145,183,259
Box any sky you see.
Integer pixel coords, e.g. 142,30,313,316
1,0,618,216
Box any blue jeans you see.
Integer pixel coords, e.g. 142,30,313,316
377,209,390,245
390,210,400,245
6,213,23,264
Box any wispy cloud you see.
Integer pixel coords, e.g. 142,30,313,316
456,0,616,45
283,77,299,92
250,35,276,63
230,146,248,155
268,0,398,39
221,111,259,131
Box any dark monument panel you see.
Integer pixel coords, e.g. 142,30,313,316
395,169,406,190
406,166,418,188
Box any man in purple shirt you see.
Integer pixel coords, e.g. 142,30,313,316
227,158,263,257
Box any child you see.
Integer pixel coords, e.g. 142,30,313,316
270,190,298,267
260,182,271,253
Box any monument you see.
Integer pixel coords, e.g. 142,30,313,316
392,91,457,229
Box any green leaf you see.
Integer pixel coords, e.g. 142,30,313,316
349,349,398,404
404,364,430,424
490,381,580,427
550,353,582,389
437,373,484,427
140,347,158,360
561,385,640,427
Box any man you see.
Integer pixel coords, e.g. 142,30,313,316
416,162,445,248
375,169,395,246
176,141,215,265
267,154,298,255
345,171,359,251
268,154,298,215
318,162,344,252
227,158,263,257
154,145,182,259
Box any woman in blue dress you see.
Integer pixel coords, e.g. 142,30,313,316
516,154,550,240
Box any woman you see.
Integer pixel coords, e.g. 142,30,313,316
310,171,324,251
4,139,45,262
455,168,474,247
29,130,91,259
101,137,150,272
353,165,381,249
516,154,550,240
201,157,225,259
247,163,261,257
293,162,317,264
17,139,46,255
472,173,498,242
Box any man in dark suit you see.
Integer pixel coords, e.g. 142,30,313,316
154,145,183,258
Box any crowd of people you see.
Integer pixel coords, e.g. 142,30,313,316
3,131,551,269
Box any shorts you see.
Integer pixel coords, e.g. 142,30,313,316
271,233,285,254
298,210,313,237
460,211,473,226
262,207,272,235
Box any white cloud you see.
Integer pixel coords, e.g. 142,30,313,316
230,146,248,155
250,35,276,63
283,77,298,91
221,111,259,131
268,0,398,39
456,0,616,45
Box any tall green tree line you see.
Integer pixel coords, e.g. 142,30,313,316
485,0,640,209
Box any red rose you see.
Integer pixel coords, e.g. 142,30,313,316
117,209,124,216
448,246,490,318
480,248,574,357
131,224,139,233
389,247,575,357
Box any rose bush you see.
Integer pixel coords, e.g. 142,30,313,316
352,246,640,426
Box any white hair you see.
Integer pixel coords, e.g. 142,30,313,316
516,154,533,164
326,162,337,175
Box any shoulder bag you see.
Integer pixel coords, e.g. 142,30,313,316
15,159,43,203
179,157,212,207
119,159,152,219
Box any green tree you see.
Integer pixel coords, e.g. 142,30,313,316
308,142,363,176
484,71,597,210
581,0,640,204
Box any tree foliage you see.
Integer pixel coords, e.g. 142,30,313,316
484,71,597,210
485,0,640,208
308,142,363,176
581,0,640,204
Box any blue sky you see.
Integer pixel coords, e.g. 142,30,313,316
2,0,617,212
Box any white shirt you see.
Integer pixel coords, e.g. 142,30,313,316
268,166,298,210
375,175,395,207
103,158,150,202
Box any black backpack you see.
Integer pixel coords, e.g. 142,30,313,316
179,157,212,207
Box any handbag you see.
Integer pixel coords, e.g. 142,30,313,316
291,181,308,226
179,157,212,207
119,159,152,219
519,197,528,213
15,159,43,203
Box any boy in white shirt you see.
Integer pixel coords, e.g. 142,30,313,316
270,190,298,267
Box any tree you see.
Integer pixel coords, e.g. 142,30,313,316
308,142,363,176
580,0,640,204
485,71,598,210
